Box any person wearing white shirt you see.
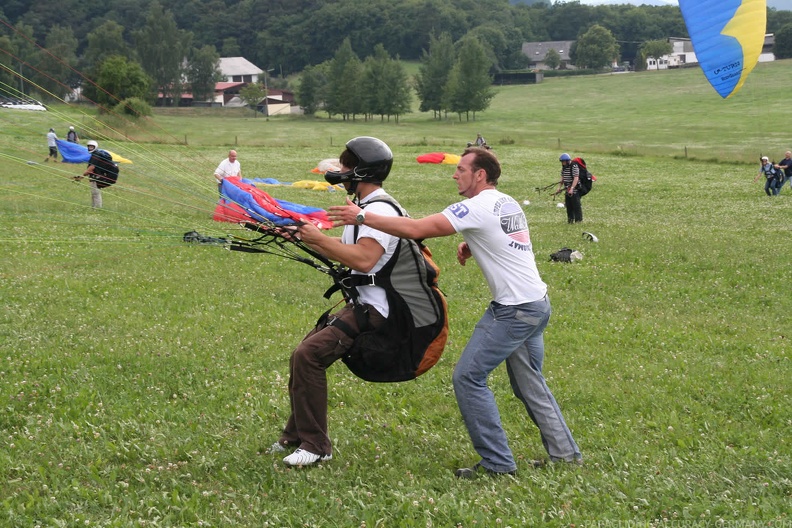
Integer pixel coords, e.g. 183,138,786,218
330,147,583,477
214,149,242,194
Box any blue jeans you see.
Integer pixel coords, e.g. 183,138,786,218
764,177,780,196
452,298,581,473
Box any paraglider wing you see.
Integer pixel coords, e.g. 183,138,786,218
105,150,133,164
416,152,447,164
416,152,461,164
679,0,766,98
56,140,134,164
214,177,332,228
56,140,91,163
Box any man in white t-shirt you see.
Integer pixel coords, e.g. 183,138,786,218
330,147,582,477
214,149,241,194
45,128,58,161
268,137,402,467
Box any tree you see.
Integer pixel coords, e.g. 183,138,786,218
221,38,240,57
84,21,132,73
360,45,411,122
89,55,152,111
133,2,192,106
573,24,620,70
35,25,78,100
325,38,362,120
0,35,16,92
296,64,328,116
443,37,494,122
186,45,221,103
415,32,456,119
9,23,37,97
544,48,561,70
239,82,267,115
774,24,792,60
638,39,673,71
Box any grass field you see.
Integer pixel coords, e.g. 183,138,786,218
1,62,791,526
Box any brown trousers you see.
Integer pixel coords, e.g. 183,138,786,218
279,303,385,456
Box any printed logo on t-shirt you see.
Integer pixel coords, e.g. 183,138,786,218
448,203,469,218
494,197,530,244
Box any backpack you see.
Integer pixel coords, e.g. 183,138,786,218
572,157,593,196
333,197,449,382
89,149,120,189
550,247,583,262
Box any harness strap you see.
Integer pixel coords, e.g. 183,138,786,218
325,313,358,339
318,304,371,337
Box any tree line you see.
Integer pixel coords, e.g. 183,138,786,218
2,0,791,111
295,34,494,122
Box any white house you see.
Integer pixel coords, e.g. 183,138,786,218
218,57,264,83
521,41,576,70
646,35,776,70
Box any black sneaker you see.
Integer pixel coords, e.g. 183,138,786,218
455,462,516,479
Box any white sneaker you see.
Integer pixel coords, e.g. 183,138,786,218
282,448,332,466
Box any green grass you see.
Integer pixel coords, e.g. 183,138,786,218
1,63,791,526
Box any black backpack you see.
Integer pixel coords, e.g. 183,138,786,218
335,197,450,382
89,149,120,189
572,157,593,196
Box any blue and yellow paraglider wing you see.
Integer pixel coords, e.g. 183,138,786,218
679,0,766,98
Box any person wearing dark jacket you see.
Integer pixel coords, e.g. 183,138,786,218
557,153,583,223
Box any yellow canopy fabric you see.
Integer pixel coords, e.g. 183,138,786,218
106,150,132,164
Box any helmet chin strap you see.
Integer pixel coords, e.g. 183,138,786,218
347,180,360,196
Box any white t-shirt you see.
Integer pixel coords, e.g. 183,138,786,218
47,132,57,147
340,188,400,317
214,158,241,181
442,189,547,305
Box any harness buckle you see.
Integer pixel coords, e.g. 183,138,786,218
340,274,377,288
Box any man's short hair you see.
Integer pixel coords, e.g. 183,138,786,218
463,147,501,186
339,148,359,171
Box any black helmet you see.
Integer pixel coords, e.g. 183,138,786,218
325,136,393,188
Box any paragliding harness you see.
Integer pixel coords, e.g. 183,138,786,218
226,196,449,383
88,149,119,189
571,157,593,197
759,155,782,183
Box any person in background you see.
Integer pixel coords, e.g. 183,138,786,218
467,133,488,149
557,153,583,223
214,149,242,195
329,147,582,478
45,128,58,162
72,140,104,208
66,126,79,143
774,151,792,192
754,155,780,196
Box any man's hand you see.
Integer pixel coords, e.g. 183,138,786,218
297,222,324,245
457,242,472,266
328,198,361,227
275,225,302,242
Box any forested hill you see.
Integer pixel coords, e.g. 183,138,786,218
3,0,792,76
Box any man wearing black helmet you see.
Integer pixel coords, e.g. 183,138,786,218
557,153,583,223
268,136,404,467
